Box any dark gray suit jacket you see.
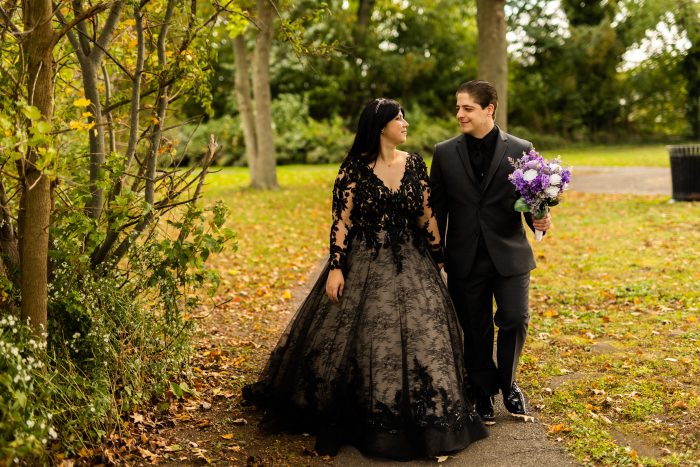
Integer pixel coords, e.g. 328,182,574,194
430,128,536,278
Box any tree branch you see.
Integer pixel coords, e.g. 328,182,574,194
93,0,124,63
0,4,20,35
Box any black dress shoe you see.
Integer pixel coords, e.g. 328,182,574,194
475,395,496,425
503,382,528,416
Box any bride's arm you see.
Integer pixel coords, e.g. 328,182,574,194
416,157,445,269
327,159,356,302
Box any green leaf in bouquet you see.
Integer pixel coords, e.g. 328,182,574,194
514,198,531,212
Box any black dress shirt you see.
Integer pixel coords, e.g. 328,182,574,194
465,126,499,182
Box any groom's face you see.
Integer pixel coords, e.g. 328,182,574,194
455,92,495,138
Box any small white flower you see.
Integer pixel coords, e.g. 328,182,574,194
550,163,561,171
48,427,58,439
72,332,80,339
27,419,35,428
549,174,562,185
545,186,560,197
523,169,538,182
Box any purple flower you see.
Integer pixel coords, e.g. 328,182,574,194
508,148,572,215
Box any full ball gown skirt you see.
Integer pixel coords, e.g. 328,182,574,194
243,234,488,459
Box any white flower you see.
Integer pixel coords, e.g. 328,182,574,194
545,186,560,197
48,427,58,439
523,169,538,182
549,174,562,185
550,163,561,171
72,332,80,339
27,419,35,428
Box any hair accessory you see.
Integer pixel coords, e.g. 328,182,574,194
374,98,386,113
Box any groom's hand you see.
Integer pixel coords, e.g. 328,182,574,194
533,213,552,232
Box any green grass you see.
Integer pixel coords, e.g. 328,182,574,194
199,150,699,465
542,144,671,167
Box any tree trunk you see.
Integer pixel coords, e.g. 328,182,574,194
233,33,259,181
678,0,699,139
83,61,107,219
477,0,508,131
355,0,375,41
251,0,278,189
20,0,56,332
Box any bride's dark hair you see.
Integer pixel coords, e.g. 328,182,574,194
347,98,404,165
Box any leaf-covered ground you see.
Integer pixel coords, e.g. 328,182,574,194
120,158,698,466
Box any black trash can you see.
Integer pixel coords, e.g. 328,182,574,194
667,144,700,201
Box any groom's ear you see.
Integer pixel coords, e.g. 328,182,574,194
487,103,496,119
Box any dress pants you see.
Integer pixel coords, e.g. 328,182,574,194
447,243,530,397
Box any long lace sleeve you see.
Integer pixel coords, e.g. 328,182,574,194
415,157,445,265
329,159,356,270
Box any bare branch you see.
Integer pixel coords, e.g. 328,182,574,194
94,0,123,58
0,4,20,35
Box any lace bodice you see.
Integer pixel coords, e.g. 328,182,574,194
329,153,444,272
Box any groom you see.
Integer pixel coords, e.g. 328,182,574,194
430,80,551,424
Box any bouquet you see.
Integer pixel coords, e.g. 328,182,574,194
508,149,572,241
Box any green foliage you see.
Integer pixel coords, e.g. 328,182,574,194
0,316,53,463
176,97,461,167
1,1,238,462
508,0,692,141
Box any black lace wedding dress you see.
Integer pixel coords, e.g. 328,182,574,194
243,153,488,459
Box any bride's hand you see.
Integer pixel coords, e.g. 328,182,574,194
326,269,345,303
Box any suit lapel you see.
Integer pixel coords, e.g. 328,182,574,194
455,135,479,187
482,129,508,192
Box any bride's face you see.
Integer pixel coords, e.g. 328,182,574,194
381,112,409,145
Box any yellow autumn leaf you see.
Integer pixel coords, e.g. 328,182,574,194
81,111,93,118
282,290,292,300
221,433,235,439
548,423,572,434
69,121,95,131
73,97,91,108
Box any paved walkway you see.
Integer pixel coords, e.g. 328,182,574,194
569,166,671,195
312,166,670,466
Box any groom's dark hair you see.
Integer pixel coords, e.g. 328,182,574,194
456,80,498,119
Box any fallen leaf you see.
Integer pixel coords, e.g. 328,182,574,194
436,455,449,462
548,423,572,434
195,419,212,428
672,401,688,410
137,446,159,462
221,433,235,440
192,447,211,464
164,444,183,452
664,358,678,363
232,418,248,425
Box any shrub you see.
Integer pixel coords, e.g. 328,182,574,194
0,315,53,464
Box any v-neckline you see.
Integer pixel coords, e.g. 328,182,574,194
370,153,410,194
